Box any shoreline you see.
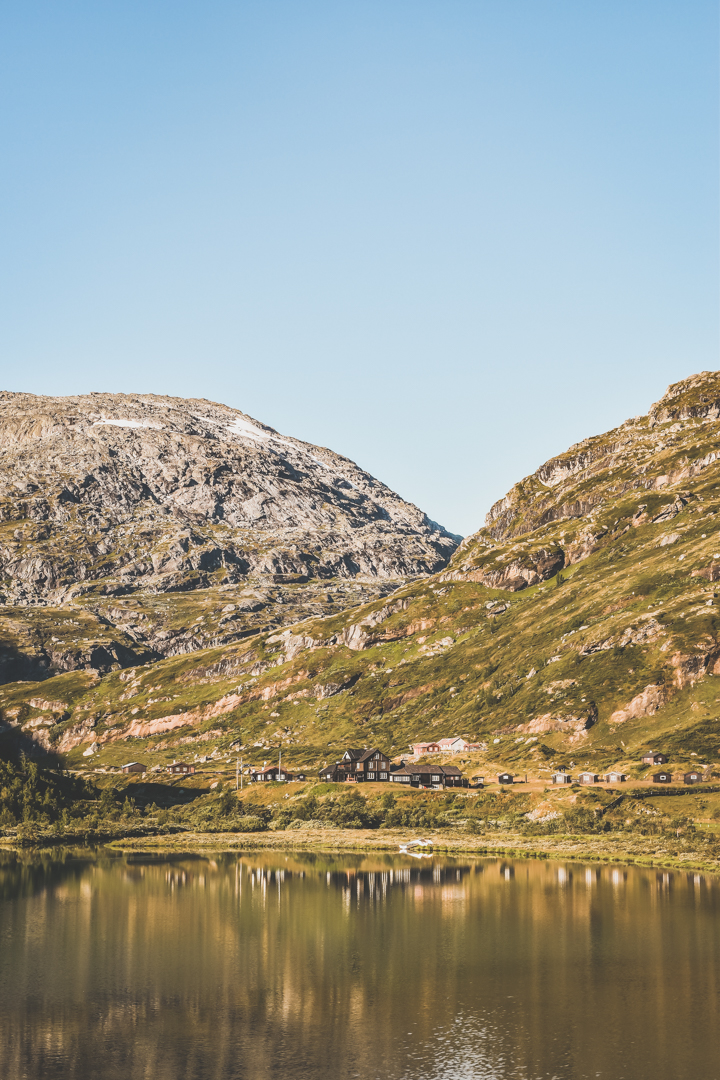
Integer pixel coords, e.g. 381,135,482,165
4,826,719,875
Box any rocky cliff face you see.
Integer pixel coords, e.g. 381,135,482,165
0,391,458,604
0,391,459,681
445,370,720,589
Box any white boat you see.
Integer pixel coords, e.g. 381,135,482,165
399,838,433,853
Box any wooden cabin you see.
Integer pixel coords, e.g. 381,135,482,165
578,772,598,784
253,765,292,782
437,737,470,754
551,772,572,784
498,773,514,785
605,771,627,783
121,762,145,774
653,772,672,784
167,762,195,775
389,765,469,789
409,741,441,756
642,752,669,765
684,771,704,785
440,765,469,788
319,747,391,783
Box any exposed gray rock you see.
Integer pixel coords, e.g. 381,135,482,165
0,391,459,604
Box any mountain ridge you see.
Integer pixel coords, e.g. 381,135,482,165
3,371,720,788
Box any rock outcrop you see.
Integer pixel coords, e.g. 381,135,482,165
0,391,459,605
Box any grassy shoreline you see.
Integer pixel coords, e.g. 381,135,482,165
63,826,720,875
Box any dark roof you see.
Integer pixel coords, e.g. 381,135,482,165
439,765,462,776
357,747,388,762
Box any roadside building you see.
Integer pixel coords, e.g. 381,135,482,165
318,747,391,783
551,772,572,784
577,772,598,784
253,765,292,782
605,771,627,783
167,762,195,775
684,771,704,785
642,752,669,765
653,772,672,784
121,762,145,774
498,773,514,785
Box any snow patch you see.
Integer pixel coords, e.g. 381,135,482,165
92,417,162,430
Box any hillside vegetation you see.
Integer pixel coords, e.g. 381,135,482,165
3,372,720,789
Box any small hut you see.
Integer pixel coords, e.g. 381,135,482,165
498,773,514,785
605,771,627,783
551,772,572,784
653,772,672,784
167,762,195,775
684,771,704,785
253,765,292,782
577,772,598,784
121,762,145,775
642,752,669,765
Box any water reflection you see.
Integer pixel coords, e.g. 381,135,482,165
0,850,718,1080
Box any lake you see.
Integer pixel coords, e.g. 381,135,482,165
0,849,718,1080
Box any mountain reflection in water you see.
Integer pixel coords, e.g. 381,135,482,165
0,851,718,1080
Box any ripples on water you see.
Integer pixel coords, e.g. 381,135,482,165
0,851,718,1080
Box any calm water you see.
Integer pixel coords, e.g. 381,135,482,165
0,850,718,1080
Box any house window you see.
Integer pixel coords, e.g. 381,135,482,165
432,775,440,782
368,772,375,779
380,772,387,779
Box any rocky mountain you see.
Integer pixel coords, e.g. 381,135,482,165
0,391,459,680
4,371,720,785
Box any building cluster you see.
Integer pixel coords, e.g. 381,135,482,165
319,747,469,789
409,737,485,757
545,751,706,786
118,747,708,789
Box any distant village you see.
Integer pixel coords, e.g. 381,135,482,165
119,739,709,789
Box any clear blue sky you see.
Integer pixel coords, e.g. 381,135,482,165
0,1,717,536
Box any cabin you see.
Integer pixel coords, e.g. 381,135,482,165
409,741,441,756
294,773,306,782
653,772,672,784
319,747,391,783
605,772,627,783
440,765,469,788
551,772,572,784
121,762,145,774
471,775,485,788
578,772,598,784
437,737,470,754
642,752,669,765
498,773,514,785
253,765,292,782
684,771,704,785
167,762,195,775
389,765,469,789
